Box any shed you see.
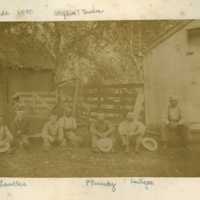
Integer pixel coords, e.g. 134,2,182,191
0,33,55,123
144,20,200,132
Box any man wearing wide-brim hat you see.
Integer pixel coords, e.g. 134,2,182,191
0,114,14,153
118,111,145,153
12,94,26,112
161,95,193,150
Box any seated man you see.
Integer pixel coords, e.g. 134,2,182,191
161,95,193,150
11,109,31,151
58,108,82,147
0,114,14,153
118,112,145,153
90,111,116,153
42,112,67,151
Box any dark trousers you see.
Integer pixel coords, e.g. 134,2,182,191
92,133,116,149
11,136,31,150
161,123,193,145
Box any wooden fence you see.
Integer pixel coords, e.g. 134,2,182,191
57,83,145,121
16,83,145,121
15,91,57,116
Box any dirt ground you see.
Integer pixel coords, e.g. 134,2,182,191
1,116,200,177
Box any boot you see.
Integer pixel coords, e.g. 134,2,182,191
186,145,193,150
92,148,101,153
162,142,168,149
134,144,140,153
185,140,193,150
111,145,117,153
124,144,129,154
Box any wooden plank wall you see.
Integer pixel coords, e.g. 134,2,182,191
58,83,145,121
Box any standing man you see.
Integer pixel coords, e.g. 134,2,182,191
12,94,25,112
118,112,145,153
11,109,31,151
0,114,14,153
161,95,193,150
90,111,116,153
42,112,67,151
52,93,72,119
58,108,82,147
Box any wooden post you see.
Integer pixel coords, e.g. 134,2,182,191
55,90,58,104
97,88,101,110
133,92,144,121
33,92,36,114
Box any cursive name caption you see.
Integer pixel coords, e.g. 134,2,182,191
86,179,116,192
0,10,9,16
130,178,154,190
17,10,33,15
54,9,104,20
0,180,26,187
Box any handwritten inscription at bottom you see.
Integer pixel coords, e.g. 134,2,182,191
86,179,116,192
0,180,26,187
130,178,154,190
0,10,9,16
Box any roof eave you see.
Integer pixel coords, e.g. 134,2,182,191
144,20,193,54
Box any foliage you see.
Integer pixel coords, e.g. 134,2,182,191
0,20,179,85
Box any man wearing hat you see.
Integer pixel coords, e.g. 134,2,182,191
12,94,26,113
52,93,73,119
161,95,193,150
118,112,145,153
90,111,116,153
58,108,82,147
11,109,31,151
42,112,67,151
0,114,14,153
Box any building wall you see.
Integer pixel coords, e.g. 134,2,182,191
144,20,200,131
0,67,54,125
0,68,4,116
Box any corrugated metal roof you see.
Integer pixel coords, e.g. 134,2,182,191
0,33,56,70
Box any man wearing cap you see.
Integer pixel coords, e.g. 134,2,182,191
118,112,145,153
0,114,14,153
58,108,82,147
42,113,67,151
161,95,193,150
52,93,72,119
90,111,116,153
12,94,27,113
11,109,31,150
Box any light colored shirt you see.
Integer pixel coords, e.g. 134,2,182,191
161,104,186,125
59,116,77,129
42,121,64,138
0,125,13,141
118,120,145,136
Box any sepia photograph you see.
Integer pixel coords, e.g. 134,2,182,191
0,20,200,178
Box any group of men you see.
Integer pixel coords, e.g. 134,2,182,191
0,94,193,155
0,107,146,154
